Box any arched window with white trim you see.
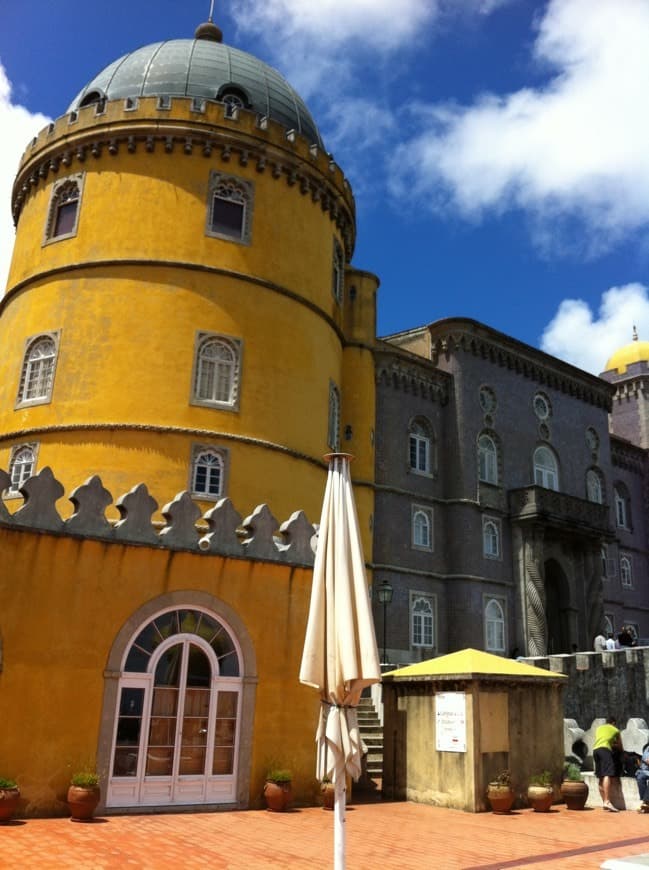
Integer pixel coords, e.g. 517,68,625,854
192,334,241,410
614,484,631,529
482,518,500,559
412,506,432,550
206,171,253,244
17,334,59,406
485,598,506,653
409,419,433,475
533,445,559,491
586,468,604,504
107,607,243,809
45,174,83,242
191,447,225,499
411,594,435,648
8,444,37,494
620,555,633,588
478,434,498,484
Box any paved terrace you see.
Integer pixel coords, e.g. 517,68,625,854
3,800,649,870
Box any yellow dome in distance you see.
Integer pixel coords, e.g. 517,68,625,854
605,327,649,374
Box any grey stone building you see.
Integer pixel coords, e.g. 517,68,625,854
372,317,649,665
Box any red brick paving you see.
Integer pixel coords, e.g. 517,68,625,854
2,800,649,869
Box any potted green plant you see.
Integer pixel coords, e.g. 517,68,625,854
263,769,292,812
560,763,588,810
67,770,100,821
0,777,20,822
321,776,335,810
486,770,515,814
527,770,554,812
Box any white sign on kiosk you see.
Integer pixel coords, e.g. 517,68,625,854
435,691,467,753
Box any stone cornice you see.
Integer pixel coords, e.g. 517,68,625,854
428,319,614,411
374,346,450,405
611,437,647,474
12,99,356,259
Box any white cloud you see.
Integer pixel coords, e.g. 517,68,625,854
0,62,50,292
391,0,649,251
540,283,649,374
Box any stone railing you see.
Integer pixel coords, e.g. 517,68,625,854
509,486,611,535
0,467,318,565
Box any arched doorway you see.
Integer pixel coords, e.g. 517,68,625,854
106,606,245,808
545,559,571,654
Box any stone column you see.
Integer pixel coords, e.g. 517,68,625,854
523,525,547,656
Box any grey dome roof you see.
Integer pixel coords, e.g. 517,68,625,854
68,39,324,148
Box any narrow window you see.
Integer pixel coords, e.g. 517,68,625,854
206,172,253,245
192,334,241,410
485,599,505,652
328,382,340,451
17,334,58,406
601,545,608,579
586,469,603,504
412,507,432,550
478,434,498,484
191,449,224,499
483,518,500,559
332,239,344,304
45,175,83,243
409,421,431,474
533,446,559,491
9,444,36,493
411,595,435,648
620,555,633,588
614,485,629,529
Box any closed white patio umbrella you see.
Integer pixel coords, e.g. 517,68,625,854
300,453,381,870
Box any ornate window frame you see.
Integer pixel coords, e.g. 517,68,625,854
411,504,433,551
190,444,229,501
408,418,434,476
620,554,633,588
478,432,498,485
7,442,39,497
482,516,501,560
15,332,60,408
533,444,559,491
205,171,254,245
44,173,84,244
410,591,436,650
191,332,242,411
484,596,506,653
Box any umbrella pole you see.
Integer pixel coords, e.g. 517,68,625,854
334,777,346,870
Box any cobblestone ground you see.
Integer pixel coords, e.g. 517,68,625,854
2,801,649,869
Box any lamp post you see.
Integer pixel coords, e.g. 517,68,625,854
377,579,393,666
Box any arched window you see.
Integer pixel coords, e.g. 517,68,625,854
412,506,432,550
533,446,559,491
191,448,225,499
108,606,243,808
620,555,633,588
485,598,505,652
614,484,631,529
206,171,253,244
9,444,36,493
193,334,240,409
328,382,340,451
45,175,83,242
332,239,344,304
17,335,58,406
483,518,500,558
478,434,498,484
409,419,432,474
411,595,435,648
586,469,603,504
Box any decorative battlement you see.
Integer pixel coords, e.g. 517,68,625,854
0,467,318,566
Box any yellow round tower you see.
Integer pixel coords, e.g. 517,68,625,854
0,17,378,533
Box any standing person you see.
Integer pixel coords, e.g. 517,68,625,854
605,633,617,651
593,716,623,812
636,743,649,812
594,632,606,652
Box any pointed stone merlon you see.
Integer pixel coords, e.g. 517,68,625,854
0,467,316,564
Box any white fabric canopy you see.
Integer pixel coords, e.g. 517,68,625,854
299,454,381,869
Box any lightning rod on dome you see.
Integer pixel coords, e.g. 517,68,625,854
208,0,215,21
633,324,639,341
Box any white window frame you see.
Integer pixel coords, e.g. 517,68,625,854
411,504,433,551
191,333,242,411
332,238,344,304
16,332,60,408
478,434,498,485
409,420,432,475
586,468,603,504
484,596,506,653
410,592,436,649
604,613,614,636
7,442,38,496
327,381,340,451
533,445,559,491
482,516,501,560
190,445,228,501
614,486,629,529
620,555,633,588
44,173,84,244
205,171,254,245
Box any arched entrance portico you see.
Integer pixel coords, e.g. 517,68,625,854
98,591,257,811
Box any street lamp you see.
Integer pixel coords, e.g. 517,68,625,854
377,579,393,666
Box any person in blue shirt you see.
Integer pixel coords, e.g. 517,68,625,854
636,743,649,812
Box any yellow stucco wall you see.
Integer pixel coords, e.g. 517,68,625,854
0,523,324,816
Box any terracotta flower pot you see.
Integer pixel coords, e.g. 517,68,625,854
67,785,100,821
263,779,292,812
0,787,20,822
321,782,335,810
486,784,515,814
527,785,554,812
560,779,588,810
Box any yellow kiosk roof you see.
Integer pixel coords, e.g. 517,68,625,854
383,648,567,679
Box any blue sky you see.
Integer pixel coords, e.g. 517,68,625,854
2,0,649,374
